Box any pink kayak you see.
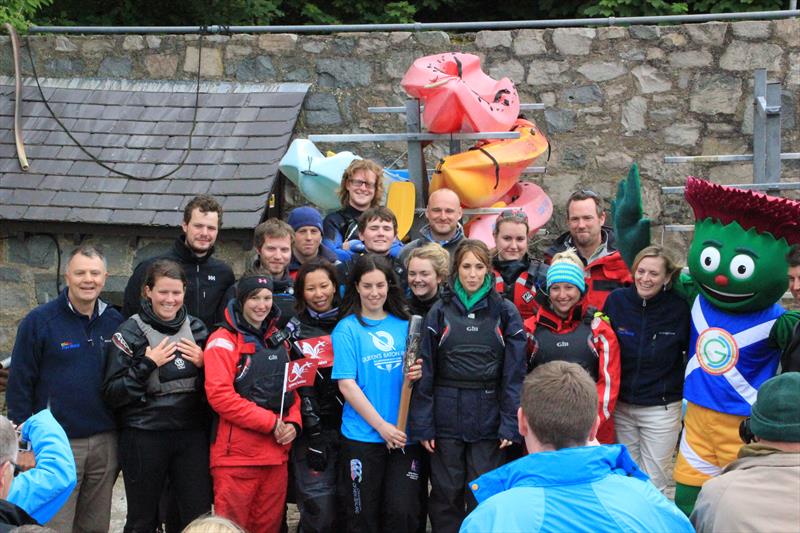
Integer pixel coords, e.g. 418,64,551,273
401,53,520,133
465,182,553,248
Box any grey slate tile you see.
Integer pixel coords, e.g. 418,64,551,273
99,148,143,162
166,180,211,195
193,122,235,136
127,135,168,149
111,209,156,225
203,93,248,107
152,122,192,136
166,136,208,150
256,106,302,122
89,133,129,147
108,162,157,177
224,150,279,165
223,193,270,211
82,177,129,192
56,146,93,161
68,207,113,223
0,173,44,189
0,205,28,219
209,179,262,195
192,164,237,180
186,150,224,165
140,149,185,164
152,211,182,227
237,164,277,179
92,193,142,209
137,194,185,210
152,164,196,179
71,161,113,177
29,159,75,174
52,191,100,207
124,179,170,194
25,145,61,158
24,206,71,221
109,121,155,135
40,175,87,191
217,210,259,229
206,136,248,150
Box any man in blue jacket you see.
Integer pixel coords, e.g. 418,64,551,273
7,245,123,533
460,361,692,533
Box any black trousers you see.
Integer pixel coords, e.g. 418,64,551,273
118,427,212,533
428,438,504,533
338,438,424,533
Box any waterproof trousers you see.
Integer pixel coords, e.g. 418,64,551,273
428,438,504,533
338,438,423,533
213,464,288,533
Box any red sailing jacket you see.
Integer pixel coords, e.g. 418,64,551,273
204,307,302,468
493,260,548,321
523,302,621,443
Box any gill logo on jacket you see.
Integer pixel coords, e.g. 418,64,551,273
368,331,395,352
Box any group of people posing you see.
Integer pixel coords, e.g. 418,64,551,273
5,158,800,533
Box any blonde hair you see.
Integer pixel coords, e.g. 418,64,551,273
338,159,385,209
182,515,246,533
405,243,450,280
632,245,682,289
550,249,583,269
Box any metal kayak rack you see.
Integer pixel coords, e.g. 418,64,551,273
662,68,799,233
309,99,548,213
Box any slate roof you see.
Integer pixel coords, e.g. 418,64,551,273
0,77,308,229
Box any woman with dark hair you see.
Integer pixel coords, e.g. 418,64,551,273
331,254,423,533
405,243,449,317
104,259,211,532
203,268,302,533
524,249,621,445
410,239,526,533
289,259,345,533
492,209,548,321
603,245,689,494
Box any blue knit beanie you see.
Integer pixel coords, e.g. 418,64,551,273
546,260,586,293
287,206,323,232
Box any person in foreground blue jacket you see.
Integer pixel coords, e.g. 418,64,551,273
460,361,692,533
7,409,77,524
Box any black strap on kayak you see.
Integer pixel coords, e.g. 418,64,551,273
493,88,511,106
478,147,501,190
454,55,463,78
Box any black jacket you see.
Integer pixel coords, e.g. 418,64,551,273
123,236,235,330
103,306,210,431
293,309,343,433
0,499,38,531
603,285,690,406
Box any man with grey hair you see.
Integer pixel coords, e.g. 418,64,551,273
7,245,123,532
0,415,38,529
460,361,692,533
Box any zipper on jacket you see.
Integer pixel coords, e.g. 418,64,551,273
225,423,233,455
195,264,201,317
632,297,648,402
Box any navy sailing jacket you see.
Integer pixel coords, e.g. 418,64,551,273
603,285,690,406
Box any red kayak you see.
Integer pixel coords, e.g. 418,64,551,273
465,182,553,248
401,53,520,134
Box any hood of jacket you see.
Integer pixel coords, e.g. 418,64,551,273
470,444,646,504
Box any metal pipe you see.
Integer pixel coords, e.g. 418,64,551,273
665,152,800,163
662,182,800,194
28,10,800,34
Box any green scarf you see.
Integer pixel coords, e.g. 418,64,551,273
454,275,492,311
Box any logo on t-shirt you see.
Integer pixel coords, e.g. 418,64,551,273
368,331,396,352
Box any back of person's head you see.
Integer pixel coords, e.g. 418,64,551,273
182,514,246,533
0,415,18,499
522,361,598,449
749,372,800,443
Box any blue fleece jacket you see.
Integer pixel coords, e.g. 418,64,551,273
461,445,692,533
7,290,123,438
7,409,77,524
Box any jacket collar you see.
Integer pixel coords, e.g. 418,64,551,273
419,223,464,246
620,284,669,308
470,444,646,504
173,235,213,265
61,289,106,320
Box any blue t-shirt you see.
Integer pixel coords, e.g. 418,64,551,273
331,313,408,443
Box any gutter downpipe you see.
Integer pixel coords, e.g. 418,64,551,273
28,9,800,34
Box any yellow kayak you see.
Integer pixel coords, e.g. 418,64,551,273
430,119,549,208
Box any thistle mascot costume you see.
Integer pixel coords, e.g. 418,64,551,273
614,165,800,516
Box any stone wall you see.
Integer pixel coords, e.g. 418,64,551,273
1,19,799,357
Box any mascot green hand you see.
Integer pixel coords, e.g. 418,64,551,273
611,162,650,269
612,168,800,517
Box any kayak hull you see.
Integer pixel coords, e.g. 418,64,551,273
430,120,549,208
401,53,520,134
465,182,553,248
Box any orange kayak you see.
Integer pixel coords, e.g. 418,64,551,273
465,182,553,248
429,119,549,208
401,52,520,134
